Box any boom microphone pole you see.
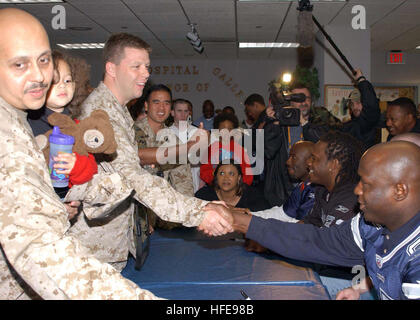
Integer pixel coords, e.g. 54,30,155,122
297,0,356,75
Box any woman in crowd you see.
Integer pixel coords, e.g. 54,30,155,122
195,160,269,212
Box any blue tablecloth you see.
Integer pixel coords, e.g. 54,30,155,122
121,228,330,300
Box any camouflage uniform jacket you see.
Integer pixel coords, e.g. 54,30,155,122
65,167,136,270
0,97,159,300
134,117,194,197
303,106,343,142
76,82,209,265
310,105,343,128
134,117,194,229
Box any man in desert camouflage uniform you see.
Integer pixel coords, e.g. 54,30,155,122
0,8,161,300
136,119,194,198
74,33,232,271
135,84,195,230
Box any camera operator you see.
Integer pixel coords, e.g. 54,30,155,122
284,82,343,144
257,83,341,207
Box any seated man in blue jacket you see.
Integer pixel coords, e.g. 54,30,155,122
251,131,362,228
249,140,315,222
231,141,420,300
243,140,315,253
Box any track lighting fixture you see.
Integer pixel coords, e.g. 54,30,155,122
186,23,204,54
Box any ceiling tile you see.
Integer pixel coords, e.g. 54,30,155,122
1,0,419,60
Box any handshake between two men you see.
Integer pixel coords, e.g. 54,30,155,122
198,202,250,237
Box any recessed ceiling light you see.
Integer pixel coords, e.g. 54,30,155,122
239,42,300,48
57,43,104,49
238,0,346,2
0,0,64,3
68,26,92,31
416,46,420,49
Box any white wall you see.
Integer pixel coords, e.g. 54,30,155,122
146,58,300,122
79,44,420,124
83,53,299,122
76,50,103,88
314,24,371,106
323,26,371,84
371,51,420,104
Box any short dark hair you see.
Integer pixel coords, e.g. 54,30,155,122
222,106,235,114
244,94,265,106
173,98,192,111
289,82,313,103
388,97,417,118
213,112,239,129
202,99,215,110
129,98,146,121
144,84,172,102
289,82,309,91
319,130,363,187
103,33,151,67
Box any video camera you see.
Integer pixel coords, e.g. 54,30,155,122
269,84,306,126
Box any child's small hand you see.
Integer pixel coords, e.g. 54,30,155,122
64,200,81,220
53,152,76,175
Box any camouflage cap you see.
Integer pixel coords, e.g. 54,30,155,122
348,89,361,102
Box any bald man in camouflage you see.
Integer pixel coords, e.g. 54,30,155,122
0,8,167,300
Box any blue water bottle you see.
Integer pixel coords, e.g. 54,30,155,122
48,126,74,188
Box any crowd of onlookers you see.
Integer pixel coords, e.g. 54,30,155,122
127,67,418,226
1,7,420,301
125,68,420,299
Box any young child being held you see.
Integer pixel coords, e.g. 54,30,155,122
28,50,97,199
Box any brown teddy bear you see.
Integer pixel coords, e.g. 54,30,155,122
35,110,117,160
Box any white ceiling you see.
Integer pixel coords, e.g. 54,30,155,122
1,0,420,59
